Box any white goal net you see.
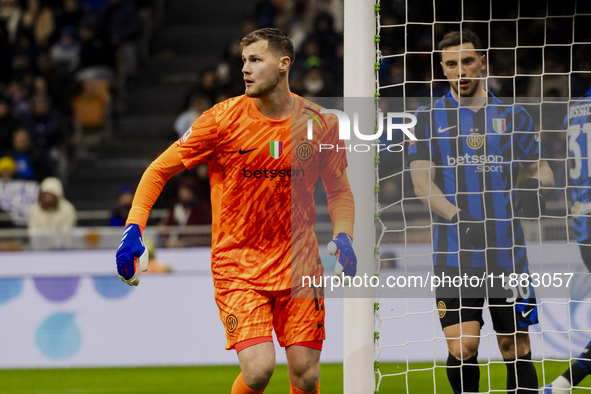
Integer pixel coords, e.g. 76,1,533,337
373,0,591,392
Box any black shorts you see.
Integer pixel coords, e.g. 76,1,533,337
434,265,538,332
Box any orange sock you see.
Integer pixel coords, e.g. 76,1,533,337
231,372,265,394
289,380,320,394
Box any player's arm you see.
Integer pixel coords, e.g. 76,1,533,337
409,159,485,249
126,146,186,230
323,171,354,238
116,145,186,285
514,160,555,218
322,171,357,276
408,159,457,220
525,160,554,188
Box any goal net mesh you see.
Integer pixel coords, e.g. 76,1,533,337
373,0,591,392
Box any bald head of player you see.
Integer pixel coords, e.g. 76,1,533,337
438,30,487,101
240,28,295,100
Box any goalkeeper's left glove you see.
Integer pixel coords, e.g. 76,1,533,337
116,224,149,286
515,178,546,218
327,233,357,276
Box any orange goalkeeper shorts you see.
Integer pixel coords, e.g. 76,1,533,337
215,287,326,350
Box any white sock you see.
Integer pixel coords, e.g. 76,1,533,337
551,375,572,391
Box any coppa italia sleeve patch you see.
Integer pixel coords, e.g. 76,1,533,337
180,127,193,144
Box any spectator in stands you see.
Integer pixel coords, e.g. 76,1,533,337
52,0,87,42
133,0,155,64
305,11,341,64
18,0,55,47
160,175,211,248
0,97,19,154
173,92,210,138
217,16,258,97
22,93,70,177
254,0,279,28
164,176,211,226
49,25,80,72
28,176,77,250
0,155,16,179
76,15,116,81
110,184,133,226
9,30,38,77
196,68,220,105
0,0,21,43
99,0,142,86
5,77,32,118
34,48,78,116
7,126,49,181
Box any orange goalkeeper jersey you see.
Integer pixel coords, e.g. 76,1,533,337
174,95,348,291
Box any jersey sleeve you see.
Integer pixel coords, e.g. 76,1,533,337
323,172,354,238
406,107,432,165
513,106,540,162
175,104,221,169
319,116,348,180
126,145,186,231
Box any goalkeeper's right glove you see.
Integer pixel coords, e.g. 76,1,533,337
327,233,357,276
116,224,149,286
452,211,486,250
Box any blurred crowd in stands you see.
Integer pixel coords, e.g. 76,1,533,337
0,0,590,250
177,0,345,118
0,0,163,249
0,0,159,182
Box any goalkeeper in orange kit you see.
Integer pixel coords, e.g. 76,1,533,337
114,28,356,394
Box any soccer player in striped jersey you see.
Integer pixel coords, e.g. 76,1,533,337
407,30,554,393
541,88,591,393
114,28,357,394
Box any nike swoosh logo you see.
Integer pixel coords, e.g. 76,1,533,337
522,309,533,318
437,126,456,134
239,148,257,155
317,322,324,328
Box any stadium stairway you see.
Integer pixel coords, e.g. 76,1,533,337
66,0,252,224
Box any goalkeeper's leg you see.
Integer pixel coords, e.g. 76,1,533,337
286,344,321,393
274,289,324,393
233,341,276,393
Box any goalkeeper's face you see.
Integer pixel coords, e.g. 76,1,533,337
241,39,289,98
440,43,486,98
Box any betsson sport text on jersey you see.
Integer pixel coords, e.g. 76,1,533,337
446,154,505,172
242,167,306,188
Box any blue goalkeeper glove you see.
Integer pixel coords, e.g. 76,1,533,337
327,233,357,276
116,224,149,286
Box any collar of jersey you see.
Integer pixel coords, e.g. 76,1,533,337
248,94,296,125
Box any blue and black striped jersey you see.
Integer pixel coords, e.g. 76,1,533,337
407,92,540,269
567,88,591,243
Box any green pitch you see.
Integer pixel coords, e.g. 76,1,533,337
0,361,589,393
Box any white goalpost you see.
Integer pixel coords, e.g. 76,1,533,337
343,0,377,393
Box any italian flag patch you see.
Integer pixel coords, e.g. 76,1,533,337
270,141,284,159
492,118,506,133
